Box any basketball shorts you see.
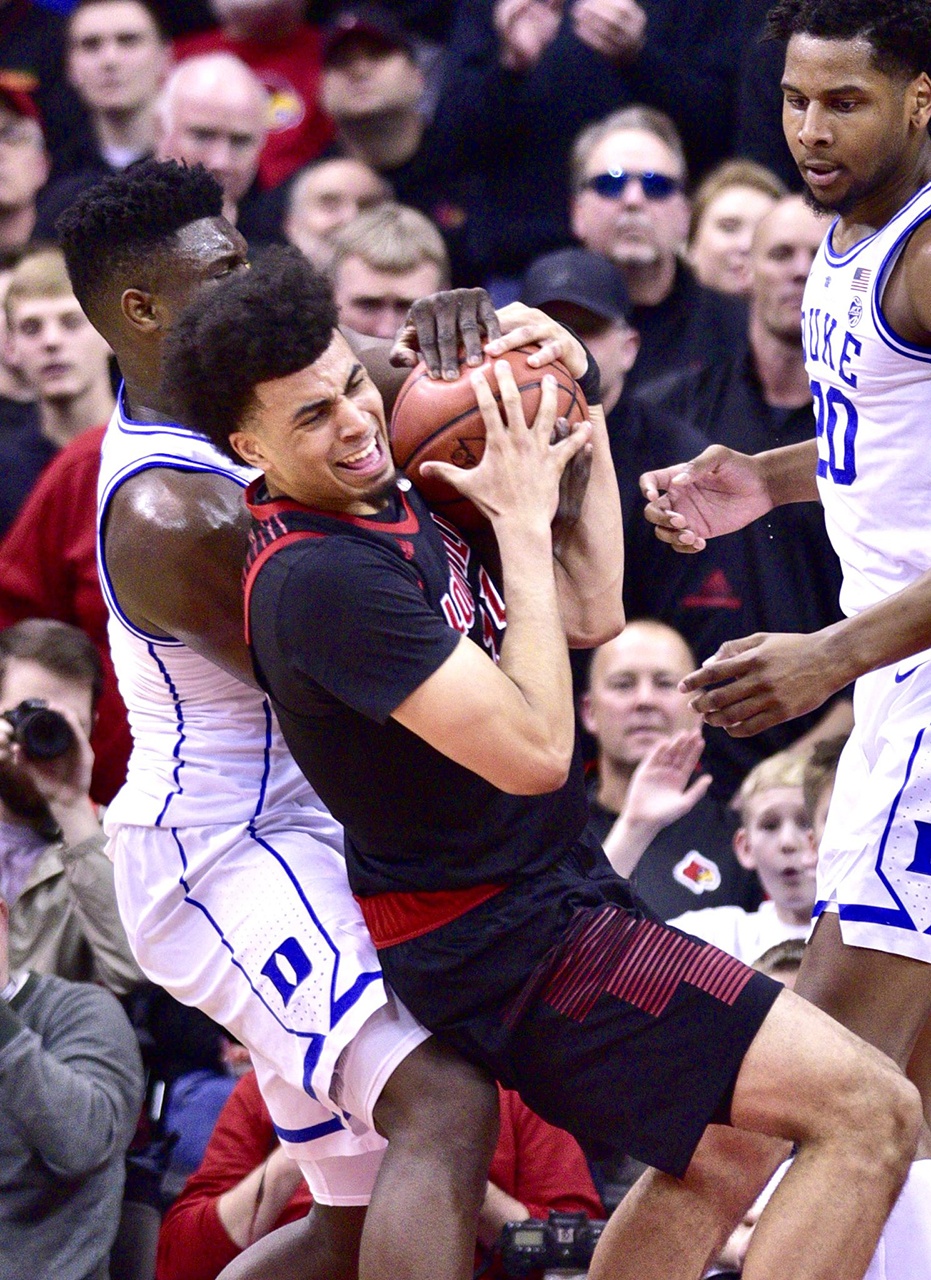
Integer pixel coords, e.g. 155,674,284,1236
380,844,781,1179
814,651,931,964
109,814,430,1203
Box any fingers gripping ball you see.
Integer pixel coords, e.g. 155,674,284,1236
389,346,588,531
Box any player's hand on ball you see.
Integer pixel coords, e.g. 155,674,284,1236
390,288,502,381
419,362,591,530
487,302,589,381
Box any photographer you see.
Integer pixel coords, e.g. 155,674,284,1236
0,619,142,995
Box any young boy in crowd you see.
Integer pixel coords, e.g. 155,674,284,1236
666,752,817,963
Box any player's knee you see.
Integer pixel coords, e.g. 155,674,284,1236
374,1037,499,1169
826,1057,921,1178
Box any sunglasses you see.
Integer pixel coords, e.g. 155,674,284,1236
583,170,681,201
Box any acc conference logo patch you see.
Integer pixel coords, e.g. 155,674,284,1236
848,296,863,328
673,850,722,895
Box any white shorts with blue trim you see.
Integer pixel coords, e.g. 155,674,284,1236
814,651,931,965
108,814,431,1203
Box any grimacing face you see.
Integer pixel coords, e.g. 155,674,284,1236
231,330,395,516
571,128,690,271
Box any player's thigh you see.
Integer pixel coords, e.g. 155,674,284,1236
796,911,931,1069
728,987,920,1153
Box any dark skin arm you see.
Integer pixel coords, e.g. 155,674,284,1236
651,224,931,737
104,293,504,687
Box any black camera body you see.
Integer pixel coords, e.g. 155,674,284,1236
499,1211,607,1276
3,699,75,761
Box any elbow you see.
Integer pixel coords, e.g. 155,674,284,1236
567,603,626,650
500,743,573,796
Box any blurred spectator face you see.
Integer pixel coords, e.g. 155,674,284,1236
156,58,267,209
7,292,112,405
286,159,390,268
0,106,49,217
321,35,424,123
1,656,94,739
333,253,444,338
689,184,778,297
67,0,168,116
581,622,699,770
734,785,817,918
750,195,825,344
0,269,35,401
538,299,637,415
572,128,689,273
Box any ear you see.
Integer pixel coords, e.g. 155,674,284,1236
579,690,597,736
911,72,931,130
619,325,640,374
733,826,756,871
230,429,266,469
121,287,161,332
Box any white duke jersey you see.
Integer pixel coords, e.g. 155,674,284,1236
802,182,931,618
97,391,337,838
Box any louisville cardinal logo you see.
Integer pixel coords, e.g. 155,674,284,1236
673,851,722,895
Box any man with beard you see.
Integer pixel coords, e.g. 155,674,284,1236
643,2,931,1272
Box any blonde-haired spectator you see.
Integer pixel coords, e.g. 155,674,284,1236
330,201,449,338
688,158,786,296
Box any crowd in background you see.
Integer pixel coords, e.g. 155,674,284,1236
0,1,855,1277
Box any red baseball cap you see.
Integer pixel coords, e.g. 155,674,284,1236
0,71,42,127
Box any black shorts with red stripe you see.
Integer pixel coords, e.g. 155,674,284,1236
378,839,781,1179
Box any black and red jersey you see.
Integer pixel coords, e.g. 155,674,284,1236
244,478,589,900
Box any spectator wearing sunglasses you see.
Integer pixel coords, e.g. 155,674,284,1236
570,105,746,396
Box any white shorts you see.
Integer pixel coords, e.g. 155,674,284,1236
814,650,931,964
109,814,431,1203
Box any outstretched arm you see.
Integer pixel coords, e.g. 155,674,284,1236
640,440,819,553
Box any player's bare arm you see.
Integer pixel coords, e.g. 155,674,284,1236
640,440,820,554
486,304,625,646
392,363,591,795
103,469,258,685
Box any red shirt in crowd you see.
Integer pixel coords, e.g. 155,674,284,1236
0,424,131,805
173,25,335,189
156,1071,603,1280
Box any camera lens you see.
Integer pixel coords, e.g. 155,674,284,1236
19,707,74,760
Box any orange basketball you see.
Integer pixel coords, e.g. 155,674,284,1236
389,345,588,532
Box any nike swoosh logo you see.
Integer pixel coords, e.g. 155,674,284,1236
895,664,922,683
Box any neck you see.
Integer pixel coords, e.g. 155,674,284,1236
336,111,424,171
834,143,931,250
621,254,678,308
594,753,633,815
775,900,813,927
0,203,35,252
749,315,812,408
93,103,156,161
39,379,115,448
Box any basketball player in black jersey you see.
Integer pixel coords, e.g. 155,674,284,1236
167,246,920,1280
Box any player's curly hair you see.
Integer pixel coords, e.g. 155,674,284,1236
765,0,931,79
163,245,339,462
56,159,223,318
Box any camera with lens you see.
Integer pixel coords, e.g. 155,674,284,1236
499,1211,607,1276
2,699,75,761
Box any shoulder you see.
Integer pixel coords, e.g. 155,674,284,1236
107,466,250,549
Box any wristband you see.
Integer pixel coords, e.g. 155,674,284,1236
558,324,601,406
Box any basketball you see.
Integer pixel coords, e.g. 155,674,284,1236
388,345,589,531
